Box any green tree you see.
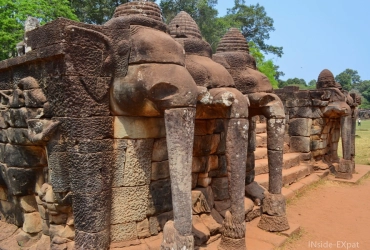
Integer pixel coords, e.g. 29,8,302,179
249,41,278,88
279,77,312,90
71,0,156,25
308,79,317,88
225,0,283,57
335,68,361,91
0,0,77,60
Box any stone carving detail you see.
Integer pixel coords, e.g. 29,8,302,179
214,28,289,232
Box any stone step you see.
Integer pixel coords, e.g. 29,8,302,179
254,153,302,175
256,133,267,148
254,147,267,160
255,122,266,134
255,163,313,189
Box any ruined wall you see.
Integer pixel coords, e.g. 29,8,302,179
274,86,359,172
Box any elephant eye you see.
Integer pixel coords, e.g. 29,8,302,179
149,82,179,101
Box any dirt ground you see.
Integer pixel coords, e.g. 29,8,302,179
281,173,370,250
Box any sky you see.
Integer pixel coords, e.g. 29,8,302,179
216,0,370,83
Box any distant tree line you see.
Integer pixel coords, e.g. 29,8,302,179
278,69,370,109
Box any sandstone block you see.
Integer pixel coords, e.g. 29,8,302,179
73,190,111,233
195,186,214,210
4,144,47,168
149,216,159,236
200,213,222,236
23,212,42,233
114,116,165,139
197,176,212,187
151,160,170,181
207,155,218,171
16,229,42,247
290,136,310,153
2,166,38,196
49,152,70,193
136,218,150,239
152,138,168,162
113,139,153,187
75,229,110,250
208,155,227,178
338,159,354,173
192,190,211,214
20,195,38,213
192,156,207,173
57,117,113,140
192,215,210,246
69,151,113,193
111,186,149,224
46,76,111,117
110,222,137,242
289,118,312,136
211,177,229,201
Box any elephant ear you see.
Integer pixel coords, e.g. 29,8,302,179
64,25,114,102
64,25,113,78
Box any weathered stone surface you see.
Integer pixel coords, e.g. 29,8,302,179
69,151,113,194
200,213,222,236
110,222,138,242
192,215,210,246
149,216,159,236
73,190,111,233
211,177,229,201
112,185,150,224
16,229,42,247
206,155,218,171
57,117,113,140
137,218,151,239
4,144,47,168
245,206,261,222
164,108,195,238
289,118,312,136
113,139,153,187
208,155,227,178
191,190,211,214
290,136,311,153
214,199,231,214
193,135,217,157
152,138,168,162
191,156,207,173
49,152,70,193
114,116,166,139
23,212,42,234
20,195,38,213
5,108,43,128
195,186,214,210
338,159,354,173
151,160,170,181
244,198,254,215
2,166,38,196
147,179,172,216
257,214,290,232
261,193,286,216
75,229,110,250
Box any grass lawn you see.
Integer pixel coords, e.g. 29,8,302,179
338,119,370,165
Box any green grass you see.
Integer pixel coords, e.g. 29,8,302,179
338,119,370,165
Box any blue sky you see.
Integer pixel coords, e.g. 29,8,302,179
216,0,370,83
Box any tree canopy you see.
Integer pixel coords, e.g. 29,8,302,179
225,0,283,57
278,77,314,90
335,68,361,91
0,0,77,60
